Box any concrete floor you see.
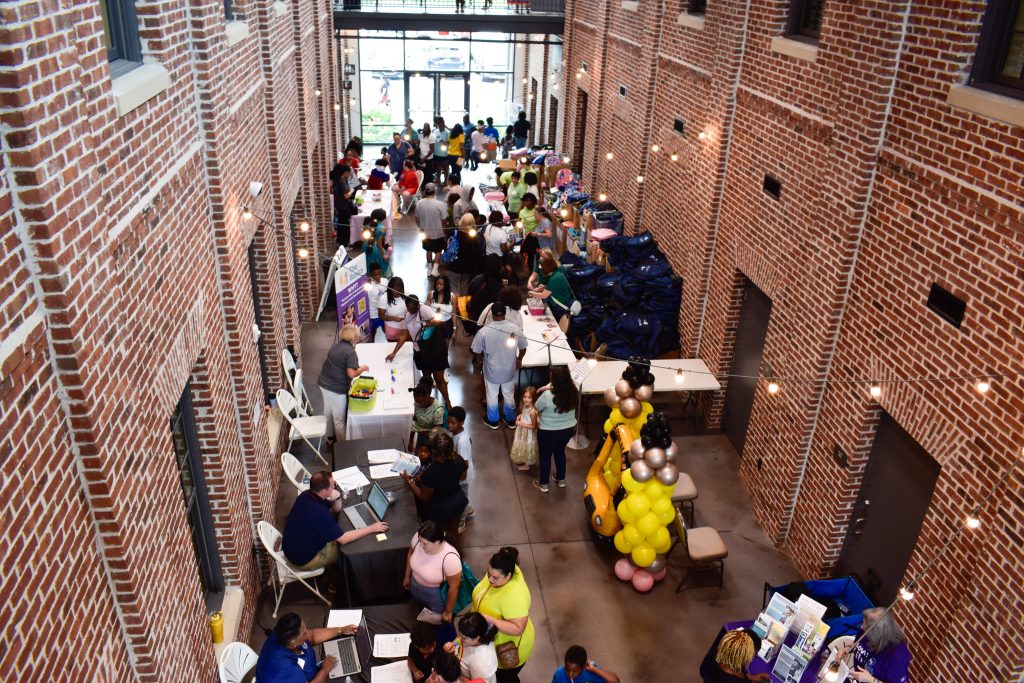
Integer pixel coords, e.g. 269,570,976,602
249,164,801,682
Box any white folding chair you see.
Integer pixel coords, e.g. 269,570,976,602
276,388,328,466
257,520,330,618
281,452,312,493
281,349,312,414
218,641,258,683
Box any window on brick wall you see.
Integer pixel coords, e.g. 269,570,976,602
225,0,234,19
171,383,225,598
971,0,1024,98
98,0,142,76
688,0,707,15
787,0,825,40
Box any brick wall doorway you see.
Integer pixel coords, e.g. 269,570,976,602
572,89,588,176
721,278,772,456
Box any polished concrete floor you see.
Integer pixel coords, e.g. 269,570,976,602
249,165,801,681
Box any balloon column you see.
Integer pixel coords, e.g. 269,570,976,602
611,411,681,592
601,356,656,435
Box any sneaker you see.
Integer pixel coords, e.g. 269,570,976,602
533,479,549,493
483,417,500,430
501,418,514,429
556,479,566,488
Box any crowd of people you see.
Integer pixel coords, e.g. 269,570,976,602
270,118,915,683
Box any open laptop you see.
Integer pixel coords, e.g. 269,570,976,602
323,636,361,678
343,481,390,529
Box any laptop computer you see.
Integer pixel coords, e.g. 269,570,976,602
343,481,390,529
323,636,361,678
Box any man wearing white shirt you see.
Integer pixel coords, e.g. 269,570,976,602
367,262,388,340
471,302,527,429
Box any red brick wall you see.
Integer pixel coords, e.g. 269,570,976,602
0,0,337,679
550,0,1024,678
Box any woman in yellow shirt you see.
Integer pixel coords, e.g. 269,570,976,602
448,123,465,182
471,546,535,683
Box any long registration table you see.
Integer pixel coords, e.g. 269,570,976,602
350,189,394,242
333,436,420,607
326,602,422,682
518,305,577,386
346,342,415,440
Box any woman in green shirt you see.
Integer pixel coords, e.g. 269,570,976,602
527,248,575,324
472,546,535,683
503,171,527,217
532,365,579,492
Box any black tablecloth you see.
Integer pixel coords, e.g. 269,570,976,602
333,436,421,606
328,602,422,682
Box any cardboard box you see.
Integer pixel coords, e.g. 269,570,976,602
497,159,518,171
543,163,571,189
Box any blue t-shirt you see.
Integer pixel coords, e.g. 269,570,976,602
256,633,317,682
387,141,412,173
552,663,604,683
852,638,911,683
484,125,500,141
282,490,343,565
434,128,450,157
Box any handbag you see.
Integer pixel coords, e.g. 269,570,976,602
473,583,523,668
439,552,478,615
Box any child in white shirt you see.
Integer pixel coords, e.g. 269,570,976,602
448,406,475,532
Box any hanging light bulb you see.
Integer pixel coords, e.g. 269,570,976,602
480,152,487,160
434,310,443,321
363,282,372,292
440,144,448,153
767,381,780,395
516,220,524,229
636,175,644,183
975,379,991,394
362,228,372,240
468,227,477,237
899,585,915,601
506,334,516,348
562,155,570,163
651,144,659,152
420,230,427,241
675,370,684,384
869,385,882,398
698,130,708,140
587,357,598,367
966,513,981,529
560,208,569,218
242,207,253,220
403,134,411,141
552,83,559,90
605,152,614,160
334,102,341,111
822,662,841,682
299,221,310,232
670,153,679,161
315,89,322,97
297,248,309,259
598,193,607,202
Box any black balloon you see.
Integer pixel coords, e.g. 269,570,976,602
641,435,652,448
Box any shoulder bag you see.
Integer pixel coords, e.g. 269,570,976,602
439,551,478,615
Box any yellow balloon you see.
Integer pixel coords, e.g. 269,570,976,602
637,512,660,538
617,500,636,524
631,543,656,567
621,470,643,492
653,531,672,554
603,470,617,490
644,480,665,500
662,483,676,497
655,505,676,526
623,523,644,547
609,408,624,424
627,492,651,517
651,496,673,516
614,530,633,554
603,419,614,434
651,525,671,551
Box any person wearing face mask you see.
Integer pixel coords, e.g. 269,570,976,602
471,546,535,683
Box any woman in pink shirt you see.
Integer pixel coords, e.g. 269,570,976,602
403,520,463,623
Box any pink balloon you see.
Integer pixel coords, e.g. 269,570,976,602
651,567,668,582
614,558,637,581
631,569,655,592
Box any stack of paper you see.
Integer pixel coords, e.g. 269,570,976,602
367,449,400,464
371,660,413,683
333,466,370,491
373,633,411,658
327,609,363,628
370,464,401,479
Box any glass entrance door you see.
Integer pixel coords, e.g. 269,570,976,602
404,72,469,130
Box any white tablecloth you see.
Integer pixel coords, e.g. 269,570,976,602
346,342,415,440
580,358,721,394
350,190,394,241
519,306,577,368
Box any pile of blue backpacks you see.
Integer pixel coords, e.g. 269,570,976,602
560,231,681,359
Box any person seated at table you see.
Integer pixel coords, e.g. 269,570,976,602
407,377,446,451
344,147,361,171
394,158,421,215
551,645,620,683
281,471,388,572
367,158,391,190
408,621,439,682
403,520,463,623
255,611,359,683
401,430,468,545
836,608,911,683
702,629,769,683
431,650,479,683
528,248,575,325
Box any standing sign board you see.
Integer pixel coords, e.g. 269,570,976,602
335,252,372,342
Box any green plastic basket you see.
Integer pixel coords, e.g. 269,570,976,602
348,377,377,413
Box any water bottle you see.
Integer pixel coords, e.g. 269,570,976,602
344,676,353,683
302,474,310,487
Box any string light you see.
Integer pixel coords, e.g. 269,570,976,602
976,380,991,394
823,663,841,682
869,385,882,398
598,193,607,202
575,72,582,79
362,228,372,240
419,230,427,240
767,381,780,394
314,89,322,97
965,510,981,529
434,310,443,321
363,282,372,292
334,103,341,111
651,144,660,152
440,144,448,152
552,84,559,91
299,221,309,232
522,77,528,84
560,208,569,218
605,152,614,160
468,227,477,237
587,357,598,367
480,152,487,160
636,175,644,183
898,585,915,601
297,248,309,259
403,134,411,141
670,153,679,161
242,207,253,220
506,334,517,348
516,220,523,229
675,370,684,384
698,130,708,140
562,155,570,163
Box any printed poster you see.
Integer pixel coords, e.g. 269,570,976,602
335,252,372,342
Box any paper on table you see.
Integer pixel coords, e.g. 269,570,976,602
368,449,400,464
569,357,594,385
770,645,808,683
373,633,411,658
791,593,828,635
333,466,371,491
371,660,413,683
370,464,402,479
327,609,363,628
415,607,443,624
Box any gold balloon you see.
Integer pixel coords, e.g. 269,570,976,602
645,447,666,469
664,441,679,462
619,397,642,419
635,384,653,402
604,386,620,408
614,379,633,398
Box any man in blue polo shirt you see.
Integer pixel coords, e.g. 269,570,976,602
387,132,414,178
552,645,620,683
256,612,359,682
282,471,388,570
